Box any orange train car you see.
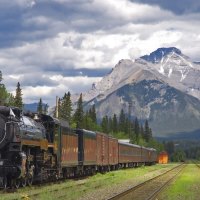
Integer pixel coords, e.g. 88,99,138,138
158,151,168,164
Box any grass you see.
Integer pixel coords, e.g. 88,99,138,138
0,164,177,200
158,164,200,200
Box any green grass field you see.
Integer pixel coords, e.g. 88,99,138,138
0,164,178,200
158,164,200,200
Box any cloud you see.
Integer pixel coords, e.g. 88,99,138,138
130,0,200,15
0,0,200,105
20,76,102,105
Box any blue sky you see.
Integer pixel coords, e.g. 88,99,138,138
0,0,200,105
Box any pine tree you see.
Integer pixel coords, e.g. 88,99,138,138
44,104,48,114
58,98,61,118
130,120,137,144
14,82,23,109
112,114,118,133
101,115,109,134
60,92,73,122
83,111,90,130
140,124,144,139
124,117,129,135
108,117,113,133
0,71,9,105
91,104,97,123
37,98,43,114
73,93,84,128
134,117,140,144
144,120,151,142
7,93,15,106
119,109,125,132
0,71,2,82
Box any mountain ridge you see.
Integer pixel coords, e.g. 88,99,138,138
75,47,200,138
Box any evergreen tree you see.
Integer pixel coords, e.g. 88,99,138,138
14,82,23,109
119,109,126,132
0,71,9,105
144,120,151,142
44,104,48,114
164,141,175,156
37,98,43,114
91,104,97,123
108,117,113,133
0,71,2,82
83,111,90,130
140,124,144,139
58,98,61,118
60,92,73,122
7,93,15,106
134,117,140,144
124,117,129,135
112,114,118,133
101,115,109,134
73,93,84,128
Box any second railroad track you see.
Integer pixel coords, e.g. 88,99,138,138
108,163,185,200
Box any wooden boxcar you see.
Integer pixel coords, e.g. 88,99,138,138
118,142,142,167
149,148,157,164
141,147,150,164
108,136,118,170
96,132,109,170
76,129,97,170
61,126,78,177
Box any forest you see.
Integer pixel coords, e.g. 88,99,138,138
0,70,196,162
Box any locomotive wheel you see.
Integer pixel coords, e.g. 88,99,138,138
21,178,27,187
14,179,20,189
27,174,33,186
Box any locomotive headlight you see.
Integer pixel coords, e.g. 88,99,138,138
0,161,3,166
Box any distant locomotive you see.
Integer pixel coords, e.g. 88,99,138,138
0,106,157,189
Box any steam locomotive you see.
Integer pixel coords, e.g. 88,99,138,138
0,106,157,189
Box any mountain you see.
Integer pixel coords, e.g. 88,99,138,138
140,47,183,63
77,47,200,138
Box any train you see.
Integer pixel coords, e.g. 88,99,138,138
0,106,157,189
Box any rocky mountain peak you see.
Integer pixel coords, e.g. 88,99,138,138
140,47,182,63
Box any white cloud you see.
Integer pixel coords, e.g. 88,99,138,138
0,0,200,105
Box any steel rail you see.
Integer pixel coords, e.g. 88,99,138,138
146,164,185,200
107,163,185,200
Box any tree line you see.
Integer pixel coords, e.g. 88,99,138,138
55,92,163,152
0,71,23,108
0,70,163,152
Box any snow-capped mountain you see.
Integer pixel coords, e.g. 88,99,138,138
141,48,200,100
82,47,200,104
75,47,200,138
140,47,183,63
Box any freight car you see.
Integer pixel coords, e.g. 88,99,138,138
118,142,156,168
0,106,157,189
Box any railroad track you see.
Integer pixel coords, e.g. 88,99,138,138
108,163,185,200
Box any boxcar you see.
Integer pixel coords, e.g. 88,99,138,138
149,148,157,164
76,129,97,173
118,142,142,167
141,147,150,165
108,136,118,170
96,132,109,171
61,126,78,177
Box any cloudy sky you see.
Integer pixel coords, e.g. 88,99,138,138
0,0,200,105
